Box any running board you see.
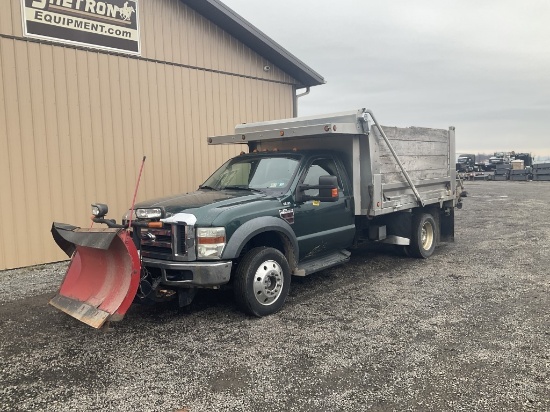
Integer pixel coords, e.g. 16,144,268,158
293,250,351,277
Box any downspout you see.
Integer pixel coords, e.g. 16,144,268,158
293,87,310,117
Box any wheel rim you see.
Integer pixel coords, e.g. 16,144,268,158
421,221,434,251
253,260,284,306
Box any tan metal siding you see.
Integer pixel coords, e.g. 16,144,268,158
138,0,293,84
0,0,23,37
0,0,298,269
0,40,294,269
0,39,12,267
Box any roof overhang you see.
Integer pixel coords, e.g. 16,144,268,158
180,0,325,89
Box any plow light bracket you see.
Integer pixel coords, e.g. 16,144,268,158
92,203,109,218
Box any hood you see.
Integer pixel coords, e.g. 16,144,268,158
133,189,275,223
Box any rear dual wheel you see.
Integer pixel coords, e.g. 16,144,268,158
233,247,291,317
408,213,437,259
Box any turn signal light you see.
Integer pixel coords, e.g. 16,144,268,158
332,188,338,197
198,236,225,245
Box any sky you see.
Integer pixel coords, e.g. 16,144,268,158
222,0,550,159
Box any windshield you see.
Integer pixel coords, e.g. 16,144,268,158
201,155,300,191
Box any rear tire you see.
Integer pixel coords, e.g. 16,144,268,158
233,247,291,317
409,213,437,259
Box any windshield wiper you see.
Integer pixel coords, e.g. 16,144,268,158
223,185,263,193
199,185,218,191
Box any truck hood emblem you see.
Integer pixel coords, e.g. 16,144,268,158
141,232,156,240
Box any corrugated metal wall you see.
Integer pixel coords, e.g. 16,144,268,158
0,0,296,269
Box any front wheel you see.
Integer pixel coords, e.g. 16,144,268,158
233,247,291,317
409,213,437,258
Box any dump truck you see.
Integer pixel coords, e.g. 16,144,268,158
51,109,461,328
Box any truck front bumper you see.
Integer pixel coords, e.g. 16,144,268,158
142,258,232,287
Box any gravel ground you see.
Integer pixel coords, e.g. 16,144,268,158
0,181,549,412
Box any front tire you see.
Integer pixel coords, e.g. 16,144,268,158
409,213,437,258
233,247,291,317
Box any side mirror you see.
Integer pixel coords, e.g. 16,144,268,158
297,175,339,203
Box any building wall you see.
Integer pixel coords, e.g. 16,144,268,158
0,0,296,269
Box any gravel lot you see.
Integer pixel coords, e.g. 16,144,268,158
1,181,549,411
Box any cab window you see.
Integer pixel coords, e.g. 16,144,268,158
303,158,342,197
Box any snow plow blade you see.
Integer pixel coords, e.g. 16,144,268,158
50,223,141,329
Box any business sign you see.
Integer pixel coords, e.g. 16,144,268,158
22,0,141,55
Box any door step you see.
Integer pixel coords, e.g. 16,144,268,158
293,250,351,277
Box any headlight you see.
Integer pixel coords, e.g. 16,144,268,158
135,208,162,219
197,227,226,259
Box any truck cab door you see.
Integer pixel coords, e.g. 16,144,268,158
292,156,355,260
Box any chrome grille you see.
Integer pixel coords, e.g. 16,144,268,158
139,224,191,261
140,227,173,258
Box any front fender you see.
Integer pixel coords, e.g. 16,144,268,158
222,217,298,260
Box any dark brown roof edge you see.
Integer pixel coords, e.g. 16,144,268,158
180,0,325,88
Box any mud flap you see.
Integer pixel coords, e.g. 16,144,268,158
50,223,141,328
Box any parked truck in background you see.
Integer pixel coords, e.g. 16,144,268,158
456,154,476,173
51,109,462,328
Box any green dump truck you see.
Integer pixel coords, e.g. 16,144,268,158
51,109,461,328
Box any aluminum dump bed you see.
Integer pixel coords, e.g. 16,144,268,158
209,109,456,217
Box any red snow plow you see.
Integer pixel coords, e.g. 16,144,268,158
50,222,141,328
50,157,147,328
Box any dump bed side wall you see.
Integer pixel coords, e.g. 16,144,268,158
364,125,454,216
375,126,450,184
